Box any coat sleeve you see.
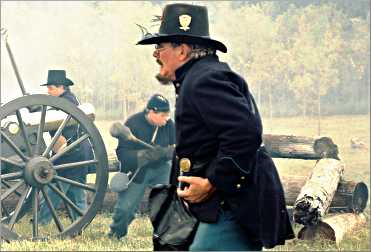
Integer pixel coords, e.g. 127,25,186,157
115,120,142,173
190,70,262,194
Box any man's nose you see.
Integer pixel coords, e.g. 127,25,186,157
153,50,159,58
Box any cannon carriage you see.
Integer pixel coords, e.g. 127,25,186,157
1,29,109,241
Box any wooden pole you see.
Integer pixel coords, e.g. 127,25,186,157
293,158,345,225
297,213,367,245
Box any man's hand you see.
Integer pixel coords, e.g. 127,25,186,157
137,146,171,168
52,136,67,153
177,176,216,203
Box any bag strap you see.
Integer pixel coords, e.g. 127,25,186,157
150,126,159,145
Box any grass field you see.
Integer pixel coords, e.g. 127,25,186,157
1,115,370,251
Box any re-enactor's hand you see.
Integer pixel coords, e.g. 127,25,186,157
177,176,216,203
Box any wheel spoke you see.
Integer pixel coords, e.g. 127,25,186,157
42,114,72,157
16,110,32,156
0,130,30,162
41,186,64,232
2,181,23,197
0,180,24,201
0,157,25,169
34,105,47,156
9,185,30,230
1,204,10,218
49,134,89,163
54,159,98,171
0,171,23,180
53,175,96,192
56,181,74,223
48,183,84,217
31,188,39,238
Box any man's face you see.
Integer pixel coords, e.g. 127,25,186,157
153,42,189,84
47,85,65,97
147,110,170,126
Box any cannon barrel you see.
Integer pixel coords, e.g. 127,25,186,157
1,103,95,132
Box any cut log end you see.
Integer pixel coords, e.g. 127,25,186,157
313,137,339,160
298,213,367,245
298,222,335,241
351,182,369,213
293,197,322,225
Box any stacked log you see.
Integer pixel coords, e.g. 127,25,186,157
292,158,345,225
268,134,370,245
263,135,339,160
281,175,368,212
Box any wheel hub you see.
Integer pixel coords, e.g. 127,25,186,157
24,156,55,187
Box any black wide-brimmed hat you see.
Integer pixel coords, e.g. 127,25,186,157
41,70,74,86
137,3,227,53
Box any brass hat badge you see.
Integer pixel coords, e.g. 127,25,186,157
179,15,191,31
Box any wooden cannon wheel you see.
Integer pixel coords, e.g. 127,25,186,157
0,94,108,240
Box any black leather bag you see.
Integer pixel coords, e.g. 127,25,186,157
148,184,198,251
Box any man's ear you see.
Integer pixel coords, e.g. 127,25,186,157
178,44,192,61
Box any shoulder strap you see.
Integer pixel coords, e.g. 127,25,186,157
150,126,159,145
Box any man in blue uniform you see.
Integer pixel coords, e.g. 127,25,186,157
137,3,294,251
38,70,93,224
108,94,175,239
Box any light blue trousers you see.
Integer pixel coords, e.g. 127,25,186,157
39,177,87,225
190,209,263,251
109,161,171,238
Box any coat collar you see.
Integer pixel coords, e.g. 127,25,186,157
59,89,69,98
173,54,219,94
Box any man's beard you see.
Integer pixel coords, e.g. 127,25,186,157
155,59,173,85
155,73,173,85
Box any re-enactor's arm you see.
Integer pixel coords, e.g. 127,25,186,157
177,71,262,202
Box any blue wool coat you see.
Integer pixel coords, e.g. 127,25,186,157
116,111,175,183
171,55,295,248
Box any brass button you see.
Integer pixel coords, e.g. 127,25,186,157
220,201,225,205
241,176,245,180
179,158,191,173
236,184,241,189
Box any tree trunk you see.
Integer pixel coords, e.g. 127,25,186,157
317,82,321,136
269,83,273,122
293,158,345,225
263,134,339,159
281,175,368,212
297,213,367,245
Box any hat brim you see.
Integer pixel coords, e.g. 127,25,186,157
40,78,74,86
137,33,227,53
